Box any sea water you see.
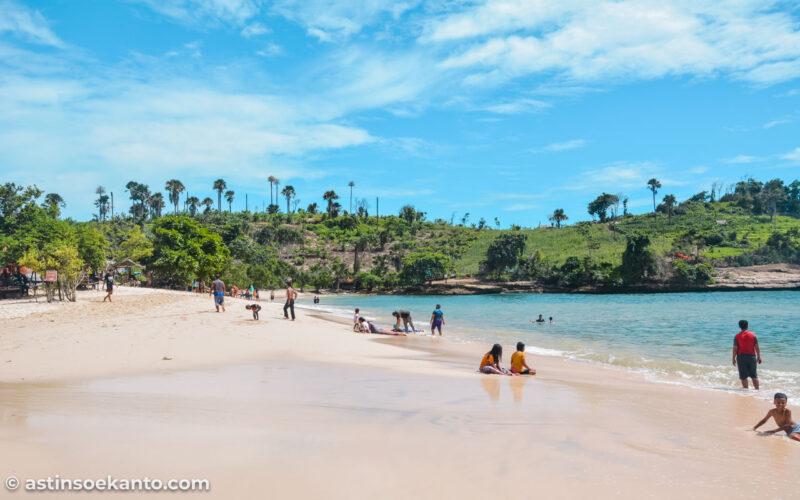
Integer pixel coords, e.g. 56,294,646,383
309,291,800,399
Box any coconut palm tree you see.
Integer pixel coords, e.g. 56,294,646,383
323,190,339,217
187,196,200,216
348,180,355,213
548,208,568,228
281,185,295,214
330,258,349,290
273,178,280,211
213,179,226,212
43,193,65,217
647,178,661,216
165,179,185,214
201,197,214,214
149,192,165,219
267,176,276,206
663,194,677,224
95,193,110,221
224,190,235,212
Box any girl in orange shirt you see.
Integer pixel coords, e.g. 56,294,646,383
479,344,512,375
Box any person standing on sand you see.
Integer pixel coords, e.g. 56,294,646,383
103,271,114,302
733,319,761,389
430,304,444,336
283,281,298,321
210,275,226,312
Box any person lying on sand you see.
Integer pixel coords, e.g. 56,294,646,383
245,304,261,320
753,393,800,441
479,344,514,375
358,317,407,336
510,342,536,375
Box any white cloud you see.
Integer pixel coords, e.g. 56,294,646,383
723,154,761,164
256,43,282,57
506,203,538,211
530,139,586,153
132,0,263,27
764,119,789,129
0,0,64,47
241,22,270,38
430,0,800,86
781,147,800,163
483,98,549,114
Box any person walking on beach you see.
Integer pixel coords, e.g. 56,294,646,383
393,310,416,332
103,271,114,302
733,319,761,389
430,304,444,336
211,275,226,312
283,281,298,321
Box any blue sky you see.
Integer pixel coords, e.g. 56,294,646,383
1,0,800,225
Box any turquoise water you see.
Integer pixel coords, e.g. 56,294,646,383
308,292,800,399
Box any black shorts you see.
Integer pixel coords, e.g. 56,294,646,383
737,354,758,380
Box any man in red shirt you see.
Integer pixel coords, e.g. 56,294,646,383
732,319,762,389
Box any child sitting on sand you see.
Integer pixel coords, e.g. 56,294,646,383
479,344,512,375
245,304,261,320
510,342,536,375
753,393,800,441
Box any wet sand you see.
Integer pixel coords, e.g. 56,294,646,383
1,288,797,499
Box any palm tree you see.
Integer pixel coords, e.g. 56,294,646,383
281,185,295,214
149,192,165,218
323,190,339,217
273,178,280,211
647,178,661,216
330,258,349,290
348,181,355,213
213,179,226,212
548,208,568,228
165,179,185,214
267,176,276,206
663,194,677,224
95,194,110,221
224,190,235,212
187,196,200,216
307,202,318,214
202,197,214,214
125,181,150,223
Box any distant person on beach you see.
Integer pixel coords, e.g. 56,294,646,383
270,290,275,301
211,275,226,312
283,281,298,320
753,393,800,441
103,272,114,302
549,317,553,324
733,319,761,389
510,342,536,375
353,308,362,332
393,310,416,333
430,304,444,336
479,344,512,375
245,303,261,320
531,314,545,323
314,296,320,304
358,317,406,336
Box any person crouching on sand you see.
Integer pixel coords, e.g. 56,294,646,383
510,342,536,375
245,303,261,320
753,393,800,441
479,344,513,375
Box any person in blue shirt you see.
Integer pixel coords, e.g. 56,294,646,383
430,304,445,336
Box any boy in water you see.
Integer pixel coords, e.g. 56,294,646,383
430,304,444,336
753,393,800,441
510,342,536,375
732,319,761,389
245,303,261,320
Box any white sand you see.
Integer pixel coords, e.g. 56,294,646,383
0,287,797,499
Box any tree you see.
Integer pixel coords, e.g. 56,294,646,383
348,181,355,213
213,179,227,212
647,178,661,216
149,192,165,219
95,186,109,221
329,257,349,290
281,185,295,214
621,232,656,283
663,194,677,224
43,193,65,217
267,176,276,206
149,216,231,286
273,178,280,211
307,202,318,214
201,197,214,214
351,232,378,273
481,233,528,277
323,190,339,217
187,196,200,216
165,179,185,214
400,251,452,285
400,205,416,224
759,179,787,222
125,181,150,223
224,190,235,212
549,208,568,228
587,193,617,222
494,217,501,228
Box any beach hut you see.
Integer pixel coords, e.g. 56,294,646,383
111,258,145,286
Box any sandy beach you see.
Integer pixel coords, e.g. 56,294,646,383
1,287,797,499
